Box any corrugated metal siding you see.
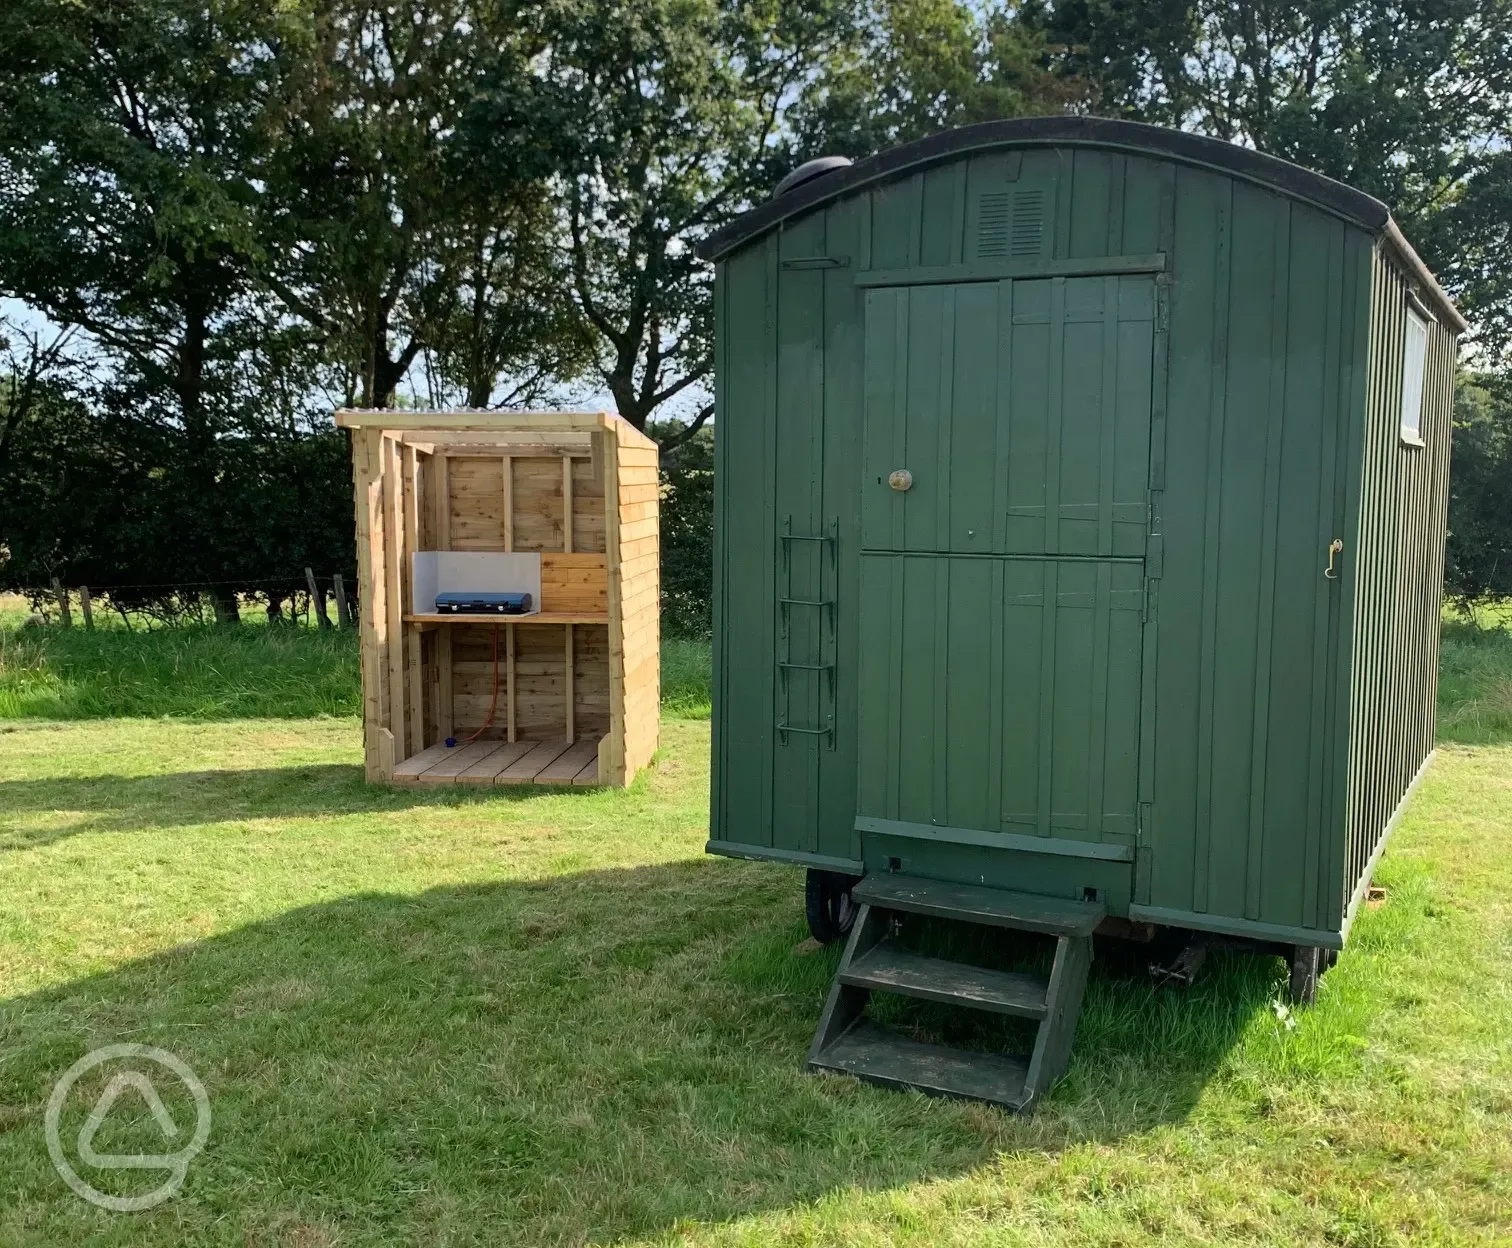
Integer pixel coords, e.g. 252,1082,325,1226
1338,247,1456,927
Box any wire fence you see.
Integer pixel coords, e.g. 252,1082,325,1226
12,570,359,631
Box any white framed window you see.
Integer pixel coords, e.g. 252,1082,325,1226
1400,306,1428,445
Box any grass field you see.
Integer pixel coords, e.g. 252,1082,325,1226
0,607,1509,1245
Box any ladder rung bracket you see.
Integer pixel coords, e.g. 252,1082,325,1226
777,514,839,751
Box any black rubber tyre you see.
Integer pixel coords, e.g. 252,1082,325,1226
805,869,861,944
1288,945,1321,1006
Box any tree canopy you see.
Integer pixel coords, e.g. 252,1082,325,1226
1031,0,1512,365
1,0,1509,613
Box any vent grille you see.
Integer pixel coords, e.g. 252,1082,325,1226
978,192,1012,257
978,188,1046,258
1011,189,1045,255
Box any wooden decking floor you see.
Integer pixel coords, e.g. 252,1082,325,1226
392,737,603,786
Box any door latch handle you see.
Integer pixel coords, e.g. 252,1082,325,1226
1324,538,1344,580
887,469,913,492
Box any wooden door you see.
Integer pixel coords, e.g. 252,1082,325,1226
856,276,1157,860
861,275,1156,558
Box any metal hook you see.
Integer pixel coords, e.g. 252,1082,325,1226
1324,538,1344,580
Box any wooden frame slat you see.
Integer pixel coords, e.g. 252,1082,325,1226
457,740,534,781
383,435,408,760
404,443,425,752
502,454,514,552
565,624,575,742
507,623,517,743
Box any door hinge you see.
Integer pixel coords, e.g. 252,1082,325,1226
1145,532,1164,579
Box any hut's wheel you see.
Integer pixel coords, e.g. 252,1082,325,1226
805,870,861,945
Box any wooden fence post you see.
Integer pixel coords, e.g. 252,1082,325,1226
79,585,94,629
51,578,71,627
332,573,352,628
305,567,333,629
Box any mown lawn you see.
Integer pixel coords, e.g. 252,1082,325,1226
0,614,1509,1245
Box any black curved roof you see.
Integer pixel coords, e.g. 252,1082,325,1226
697,116,1464,331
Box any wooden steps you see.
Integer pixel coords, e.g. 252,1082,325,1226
853,875,1104,937
840,942,1049,1018
808,875,1101,1112
810,1019,1031,1108
391,736,603,786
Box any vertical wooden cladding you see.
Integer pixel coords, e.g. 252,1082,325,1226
856,555,1143,848
1145,170,1369,936
859,275,1155,558
772,210,829,859
710,130,1459,944
713,197,869,866
715,147,1169,869
338,409,658,788
714,237,777,858
1339,248,1454,926
865,146,1168,272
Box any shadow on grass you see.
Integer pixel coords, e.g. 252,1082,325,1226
0,858,1277,1244
0,763,607,850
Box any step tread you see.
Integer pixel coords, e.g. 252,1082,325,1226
841,942,1049,1018
853,874,1104,936
811,1019,1030,1108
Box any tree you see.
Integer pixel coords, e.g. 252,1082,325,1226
0,375,355,619
475,0,864,440
266,0,586,410
422,192,592,409
0,0,312,617
648,418,715,637
792,0,1090,156
1431,149,1512,372
1446,376,1512,607
1027,0,1512,364
0,317,79,478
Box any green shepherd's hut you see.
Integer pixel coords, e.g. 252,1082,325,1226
697,117,1464,1109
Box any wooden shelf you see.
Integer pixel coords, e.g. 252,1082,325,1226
405,612,609,626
